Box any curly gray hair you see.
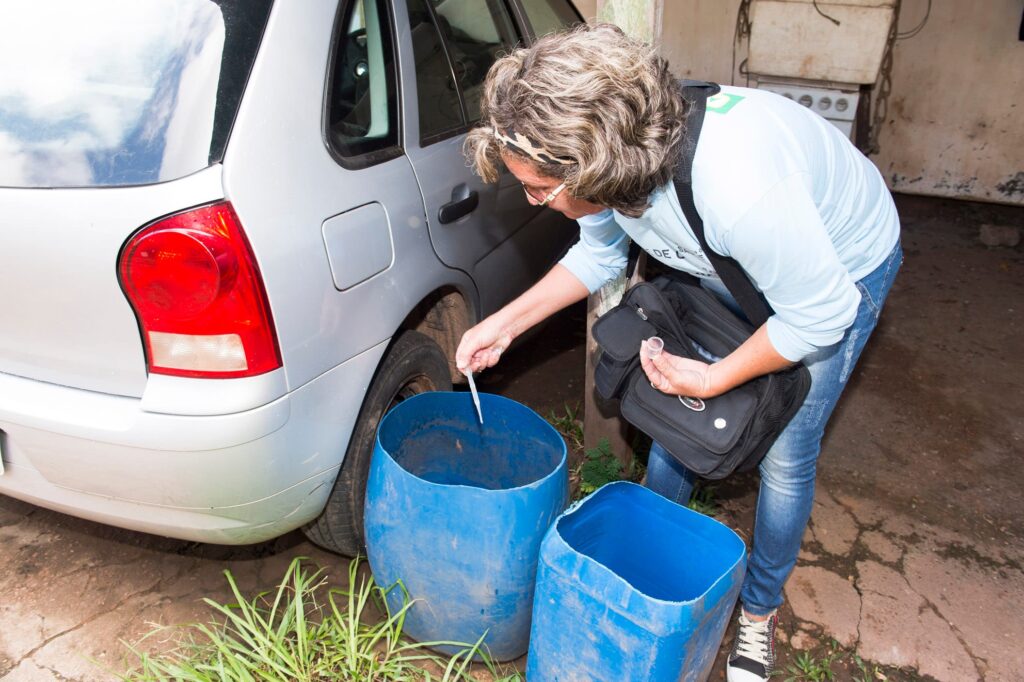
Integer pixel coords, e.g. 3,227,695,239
465,22,686,218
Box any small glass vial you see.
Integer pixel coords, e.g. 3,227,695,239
645,336,664,358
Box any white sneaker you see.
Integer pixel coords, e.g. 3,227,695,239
726,610,778,682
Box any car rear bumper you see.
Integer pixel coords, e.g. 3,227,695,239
0,340,388,544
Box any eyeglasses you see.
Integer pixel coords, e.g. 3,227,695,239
522,181,567,207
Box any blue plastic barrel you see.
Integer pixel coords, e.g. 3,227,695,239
364,391,568,661
526,481,746,681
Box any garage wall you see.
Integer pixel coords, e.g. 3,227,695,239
873,0,1024,205
572,0,742,80
573,0,597,20
659,0,745,83
570,0,1024,206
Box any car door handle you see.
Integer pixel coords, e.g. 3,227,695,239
438,185,479,224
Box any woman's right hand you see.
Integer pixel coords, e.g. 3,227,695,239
456,316,514,373
454,263,591,374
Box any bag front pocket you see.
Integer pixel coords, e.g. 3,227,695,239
594,351,639,400
592,301,659,400
621,372,759,475
593,304,659,361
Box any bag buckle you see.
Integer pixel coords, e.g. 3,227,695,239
649,380,708,413
679,396,706,412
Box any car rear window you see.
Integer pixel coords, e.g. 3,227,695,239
0,0,272,188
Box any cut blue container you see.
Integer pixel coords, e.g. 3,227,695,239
364,391,568,661
526,481,747,681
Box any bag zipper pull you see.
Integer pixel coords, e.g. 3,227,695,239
635,306,648,320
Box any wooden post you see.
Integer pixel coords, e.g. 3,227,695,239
582,1,664,467
584,254,646,467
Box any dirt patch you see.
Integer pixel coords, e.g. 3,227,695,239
822,194,1024,545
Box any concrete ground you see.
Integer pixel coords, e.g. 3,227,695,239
1,194,1021,681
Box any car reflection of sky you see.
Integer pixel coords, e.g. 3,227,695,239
0,0,224,188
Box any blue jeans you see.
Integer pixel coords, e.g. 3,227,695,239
645,242,903,616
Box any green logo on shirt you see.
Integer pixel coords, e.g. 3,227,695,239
706,92,744,114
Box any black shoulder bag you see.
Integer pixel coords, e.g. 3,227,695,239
591,81,812,479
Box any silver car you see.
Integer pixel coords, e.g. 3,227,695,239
0,0,581,555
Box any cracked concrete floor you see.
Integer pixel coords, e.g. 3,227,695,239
777,194,1024,681
1,194,1021,681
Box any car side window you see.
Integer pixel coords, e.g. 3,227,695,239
407,0,466,143
519,0,581,38
327,0,400,162
431,0,519,123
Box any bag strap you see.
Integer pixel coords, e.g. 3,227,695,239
674,80,774,328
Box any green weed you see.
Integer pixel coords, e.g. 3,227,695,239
117,557,522,682
782,638,844,682
851,652,888,682
686,482,719,517
784,648,838,681
776,635,928,682
547,402,584,452
629,456,647,485
577,438,624,495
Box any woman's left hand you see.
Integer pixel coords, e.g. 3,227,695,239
639,339,718,399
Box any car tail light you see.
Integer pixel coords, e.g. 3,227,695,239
118,202,282,378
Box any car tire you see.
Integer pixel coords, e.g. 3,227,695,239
302,330,452,556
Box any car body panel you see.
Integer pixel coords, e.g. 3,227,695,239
395,2,576,315
140,369,290,417
0,460,336,546
0,167,224,398
222,0,476,393
0,337,388,542
323,203,396,291
0,0,582,544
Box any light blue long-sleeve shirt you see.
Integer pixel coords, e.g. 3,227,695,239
559,86,900,362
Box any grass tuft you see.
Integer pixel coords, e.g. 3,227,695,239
785,647,839,682
547,402,584,453
779,637,912,682
686,482,719,517
117,557,522,682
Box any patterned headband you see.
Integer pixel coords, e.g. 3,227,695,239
485,124,574,166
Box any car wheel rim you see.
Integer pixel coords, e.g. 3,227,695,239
387,373,436,413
